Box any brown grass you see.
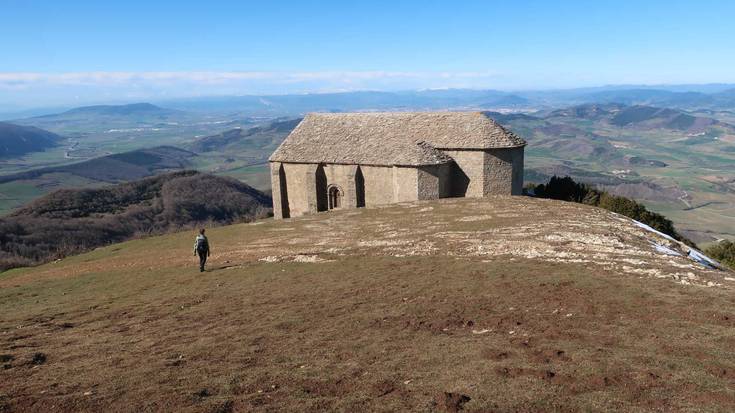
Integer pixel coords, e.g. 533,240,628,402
1,197,734,412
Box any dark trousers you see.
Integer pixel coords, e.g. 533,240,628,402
198,251,208,271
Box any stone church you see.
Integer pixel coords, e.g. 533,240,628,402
269,112,526,219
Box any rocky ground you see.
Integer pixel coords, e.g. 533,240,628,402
248,197,726,288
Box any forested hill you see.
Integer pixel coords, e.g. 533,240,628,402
0,171,271,271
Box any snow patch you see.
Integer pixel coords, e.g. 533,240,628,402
652,243,681,256
632,219,721,269
632,220,676,242
688,249,720,269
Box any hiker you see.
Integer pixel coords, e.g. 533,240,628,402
194,229,210,272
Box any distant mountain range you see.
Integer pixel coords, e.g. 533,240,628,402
158,90,533,114
0,122,62,157
6,86,735,130
5,84,735,122
12,103,186,131
576,88,735,108
155,86,735,114
38,102,180,117
546,103,735,134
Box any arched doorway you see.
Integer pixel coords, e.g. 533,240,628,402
328,185,343,210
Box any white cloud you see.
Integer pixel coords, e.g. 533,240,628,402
0,70,503,88
0,71,511,107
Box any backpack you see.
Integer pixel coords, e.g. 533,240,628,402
195,236,208,253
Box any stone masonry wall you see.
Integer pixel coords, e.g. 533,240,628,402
274,162,413,218
417,164,450,200
361,165,395,206
270,162,284,219
280,163,318,217
483,149,513,195
392,166,419,202
271,147,523,219
483,147,524,195
321,164,358,208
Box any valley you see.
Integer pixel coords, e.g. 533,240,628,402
2,91,735,244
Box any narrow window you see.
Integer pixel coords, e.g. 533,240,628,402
315,164,328,212
278,164,290,218
355,166,366,207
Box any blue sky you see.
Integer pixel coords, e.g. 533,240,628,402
2,0,735,106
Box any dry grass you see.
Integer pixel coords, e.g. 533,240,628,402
1,196,735,412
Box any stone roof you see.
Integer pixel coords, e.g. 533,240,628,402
269,112,526,166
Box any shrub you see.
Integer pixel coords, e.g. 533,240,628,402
529,176,695,247
534,176,590,203
705,240,735,270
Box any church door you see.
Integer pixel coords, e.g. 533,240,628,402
328,185,343,209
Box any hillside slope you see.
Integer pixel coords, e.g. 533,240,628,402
0,122,61,157
610,105,730,133
0,146,196,186
490,105,735,242
190,118,301,153
0,171,271,271
159,90,532,114
545,103,734,134
0,146,196,214
1,197,733,412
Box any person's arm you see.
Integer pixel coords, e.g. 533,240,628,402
206,239,211,256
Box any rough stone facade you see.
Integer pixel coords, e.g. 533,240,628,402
270,112,526,219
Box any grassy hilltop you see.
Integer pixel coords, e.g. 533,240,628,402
1,196,734,412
